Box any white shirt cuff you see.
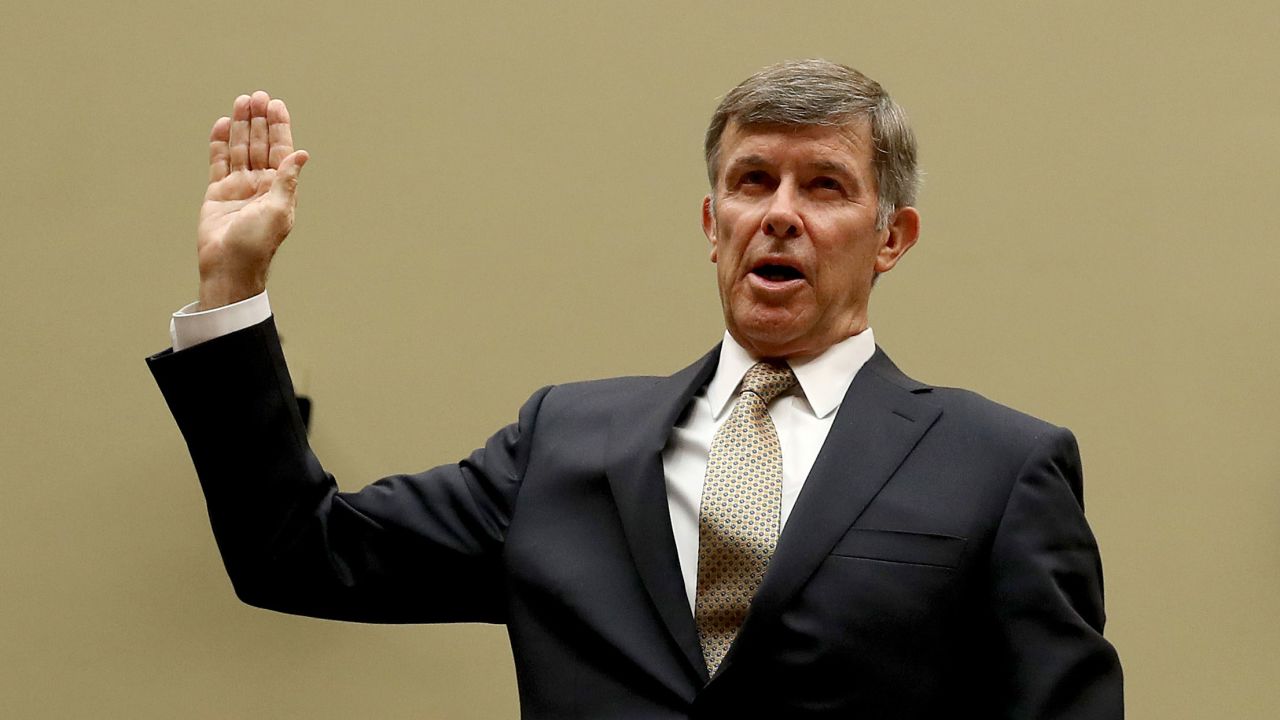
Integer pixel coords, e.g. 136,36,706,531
169,291,272,352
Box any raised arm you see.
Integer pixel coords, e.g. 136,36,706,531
152,95,537,623
196,91,309,309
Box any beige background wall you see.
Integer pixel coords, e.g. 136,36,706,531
2,1,1276,717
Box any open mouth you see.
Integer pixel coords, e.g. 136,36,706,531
751,263,805,282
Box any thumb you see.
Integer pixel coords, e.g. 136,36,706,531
269,149,309,204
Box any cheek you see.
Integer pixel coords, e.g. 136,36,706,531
811,247,872,297
716,228,748,268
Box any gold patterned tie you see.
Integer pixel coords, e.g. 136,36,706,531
696,360,797,676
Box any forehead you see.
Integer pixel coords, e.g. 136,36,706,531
718,119,875,175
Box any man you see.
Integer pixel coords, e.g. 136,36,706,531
149,60,1123,717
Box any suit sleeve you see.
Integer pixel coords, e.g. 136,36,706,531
147,317,550,624
987,427,1124,719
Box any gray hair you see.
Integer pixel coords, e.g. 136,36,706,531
704,59,920,229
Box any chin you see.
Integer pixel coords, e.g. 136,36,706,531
724,296,817,353
732,324,806,358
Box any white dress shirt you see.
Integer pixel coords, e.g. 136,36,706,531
169,292,272,352
168,295,876,613
660,330,875,611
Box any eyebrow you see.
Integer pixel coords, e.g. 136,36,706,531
724,154,769,175
811,159,856,179
724,155,859,180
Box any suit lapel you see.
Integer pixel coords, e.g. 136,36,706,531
605,346,720,685
714,348,942,677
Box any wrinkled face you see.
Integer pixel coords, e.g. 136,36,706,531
703,120,919,360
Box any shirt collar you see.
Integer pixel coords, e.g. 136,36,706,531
707,328,877,420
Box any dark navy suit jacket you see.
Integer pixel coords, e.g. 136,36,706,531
148,318,1122,718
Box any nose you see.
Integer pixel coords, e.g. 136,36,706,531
761,183,802,239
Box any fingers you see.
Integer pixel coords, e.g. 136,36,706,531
228,94,251,172
268,149,310,206
267,99,294,169
208,116,231,183
249,91,270,170
222,91,299,175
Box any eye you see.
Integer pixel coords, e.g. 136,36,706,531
810,176,844,193
731,169,776,195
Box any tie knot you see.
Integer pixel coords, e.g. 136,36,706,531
740,361,796,405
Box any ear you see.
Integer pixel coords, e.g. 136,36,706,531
874,206,921,274
701,194,719,263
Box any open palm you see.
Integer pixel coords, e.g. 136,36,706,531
196,91,308,308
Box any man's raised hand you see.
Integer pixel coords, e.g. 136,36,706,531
196,91,309,309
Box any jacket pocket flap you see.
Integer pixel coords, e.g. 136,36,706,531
829,528,967,568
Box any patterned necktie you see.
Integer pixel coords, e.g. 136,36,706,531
696,360,797,676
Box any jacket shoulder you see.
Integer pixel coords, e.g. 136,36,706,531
533,346,719,420
524,375,666,428
867,347,1066,440
927,385,1064,439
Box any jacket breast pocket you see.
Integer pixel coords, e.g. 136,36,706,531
828,528,967,569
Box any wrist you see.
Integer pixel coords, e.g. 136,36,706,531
198,273,267,311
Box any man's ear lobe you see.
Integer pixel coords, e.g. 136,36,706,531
702,195,719,262
874,206,921,274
